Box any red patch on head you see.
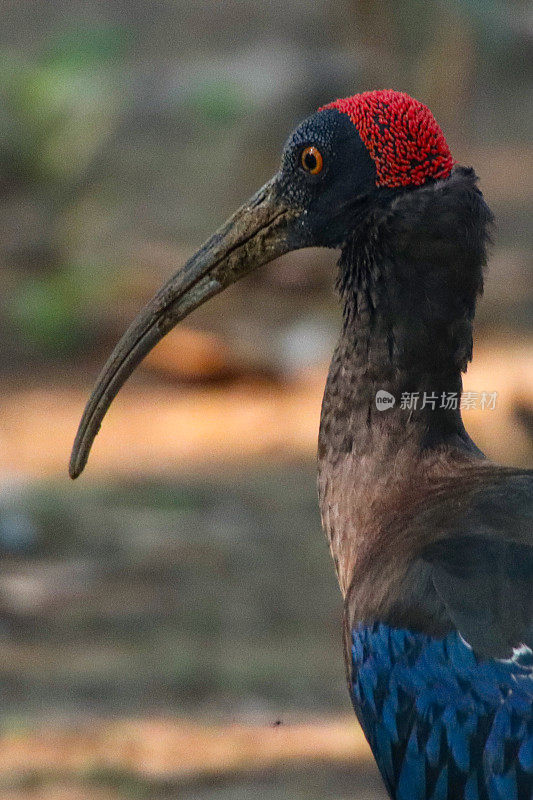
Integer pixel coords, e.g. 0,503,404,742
320,90,453,188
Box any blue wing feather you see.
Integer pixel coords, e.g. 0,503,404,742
350,623,533,799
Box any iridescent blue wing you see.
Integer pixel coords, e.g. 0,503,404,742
350,623,533,800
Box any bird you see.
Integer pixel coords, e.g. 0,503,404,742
69,89,533,800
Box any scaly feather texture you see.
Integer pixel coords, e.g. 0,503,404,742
350,623,533,800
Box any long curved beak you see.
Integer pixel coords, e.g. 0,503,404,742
69,176,302,479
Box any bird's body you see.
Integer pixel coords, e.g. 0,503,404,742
317,155,533,799
70,90,533,800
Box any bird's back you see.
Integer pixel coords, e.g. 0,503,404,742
349,621,533,800
340,467,533,800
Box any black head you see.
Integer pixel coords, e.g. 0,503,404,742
277,109,378,248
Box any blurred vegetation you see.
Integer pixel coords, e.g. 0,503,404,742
0,24,130,357
0,2,530,366
0,469,345,717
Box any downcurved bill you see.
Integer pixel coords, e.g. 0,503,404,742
69,176,301,479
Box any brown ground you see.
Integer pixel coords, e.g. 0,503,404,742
0,717,369,778
0,718,383,800
2,338,531,481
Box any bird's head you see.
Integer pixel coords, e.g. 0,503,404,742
70,90,455,478
279,90,453,249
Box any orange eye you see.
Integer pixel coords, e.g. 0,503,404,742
301,145,323,175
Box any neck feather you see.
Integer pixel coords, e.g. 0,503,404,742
322,166,492,460
318,166,493,594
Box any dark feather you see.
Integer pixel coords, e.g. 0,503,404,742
421,473,533,658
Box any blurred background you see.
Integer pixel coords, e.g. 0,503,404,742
0,1,531,798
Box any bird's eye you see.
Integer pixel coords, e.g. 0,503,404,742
301,146,323,175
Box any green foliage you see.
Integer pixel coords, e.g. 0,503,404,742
187,79,247,125
5,263,109,354
0,24,131,184
42,24,133,69
7,271,83,353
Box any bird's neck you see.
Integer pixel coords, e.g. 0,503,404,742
318,167,492,595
